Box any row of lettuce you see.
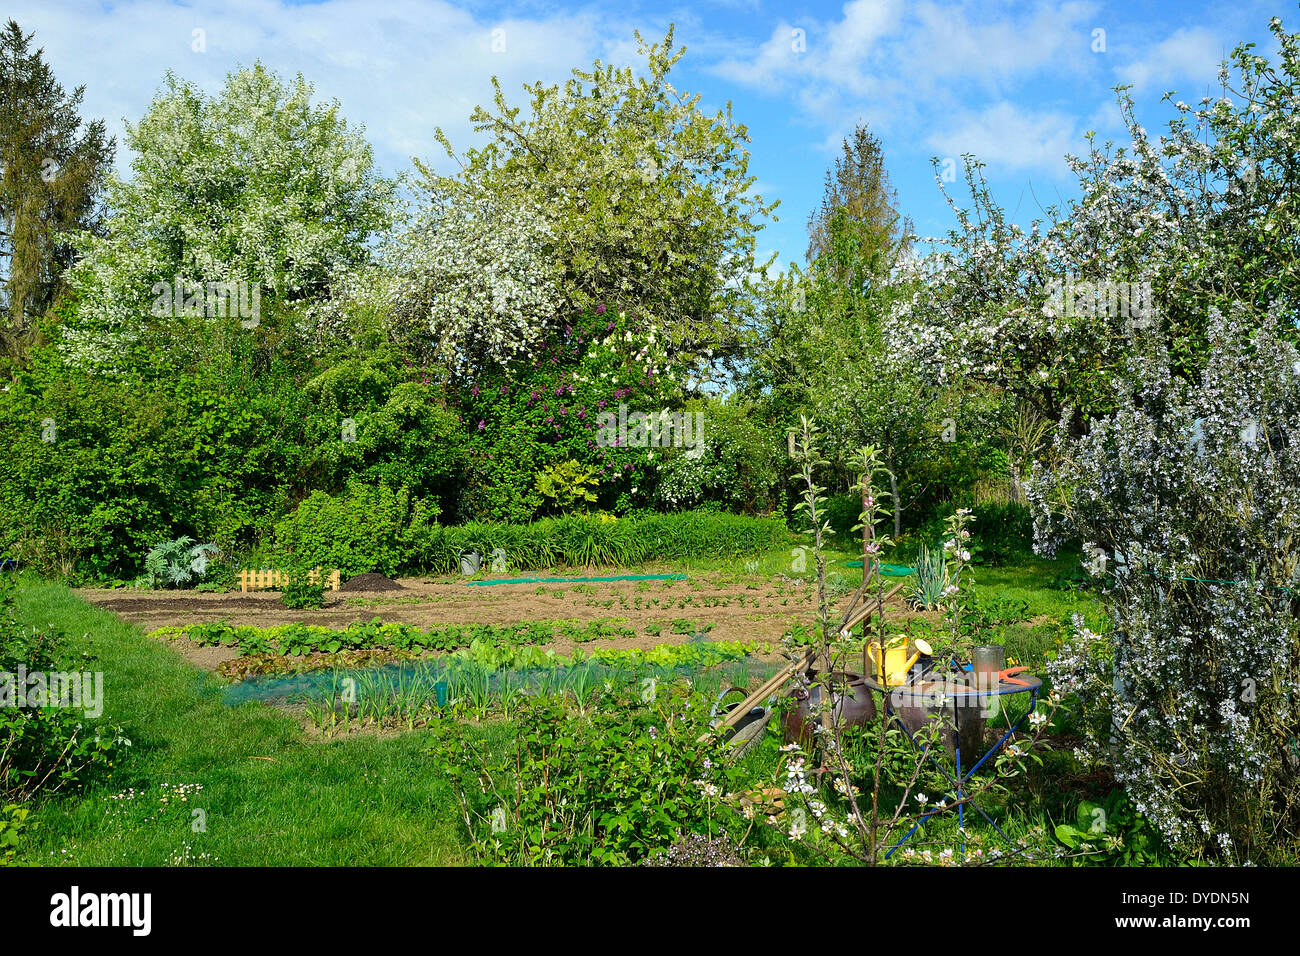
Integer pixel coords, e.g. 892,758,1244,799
151,616,766,671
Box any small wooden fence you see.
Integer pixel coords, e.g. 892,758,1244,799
238,568,341,593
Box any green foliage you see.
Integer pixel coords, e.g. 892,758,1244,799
155,616,753,663
823,494,867,540
969,502,1033,565
534,460,599,513
976,595,1030,627
274,481,439,578
301,351,469,510
0,802,29,866
805,122,908,295
415,511,788,575
0,575,129,802
907,543,949,610
1053,790,1166,866
623,512,788,562
446,307,686,521
0,355,318,578
426,688,745,865
654,398,781,513
280,571,326,611
0,19,114,364
144,536,217,588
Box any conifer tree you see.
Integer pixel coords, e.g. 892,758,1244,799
0,19,113,364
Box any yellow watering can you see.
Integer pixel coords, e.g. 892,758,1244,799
866,636,930,686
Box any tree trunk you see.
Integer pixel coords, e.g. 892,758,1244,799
889,468,901,540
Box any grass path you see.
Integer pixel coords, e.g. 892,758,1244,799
17,575,485,866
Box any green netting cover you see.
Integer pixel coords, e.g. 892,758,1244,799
465,573,687,587
842,561,913,576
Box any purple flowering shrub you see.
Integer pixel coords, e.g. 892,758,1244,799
449,306,694,521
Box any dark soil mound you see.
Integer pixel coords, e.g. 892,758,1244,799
339,572,405,592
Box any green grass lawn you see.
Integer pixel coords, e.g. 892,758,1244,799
17,575,491,866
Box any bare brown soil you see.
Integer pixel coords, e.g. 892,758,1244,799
80,574,808,636
338,572,404,592
78,573,925,676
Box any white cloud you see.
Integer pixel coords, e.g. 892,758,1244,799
905,0,1098,84
712,0,1096,103
4,0,619,178
711,1,902,97
926,102,1080,173
712,20,807,90
707,0,1102,174
824,0,903,94
1115,27,1225,92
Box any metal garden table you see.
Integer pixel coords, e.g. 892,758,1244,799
864,672,1042,859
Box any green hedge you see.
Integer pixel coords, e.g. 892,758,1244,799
417,512,789,574
273,494,789,577
416,512,785,572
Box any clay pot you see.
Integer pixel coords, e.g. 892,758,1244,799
782,671,876,747
892,682,986,766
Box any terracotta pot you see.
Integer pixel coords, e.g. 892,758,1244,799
782,671,876,747
893,684,986,766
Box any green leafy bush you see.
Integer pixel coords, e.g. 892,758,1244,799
280,571,326,610
426,688,746,865
823,494,864,540
0,576,130,802
274,481,439,577
654,399,781,513
1,803,29,866
534,460,600,513
447,306,689,522
1053,790,1166,865
0,355,323,579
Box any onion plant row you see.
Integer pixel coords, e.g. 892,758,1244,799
298,650,768,734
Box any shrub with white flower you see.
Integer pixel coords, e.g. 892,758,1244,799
349,184,564,372
1029,308,1300,863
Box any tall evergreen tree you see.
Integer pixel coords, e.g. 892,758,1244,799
805,122,908,291
0,19,113,364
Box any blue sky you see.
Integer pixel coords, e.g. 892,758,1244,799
14,0,1286,269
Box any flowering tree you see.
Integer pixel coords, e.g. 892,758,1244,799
1029,309,1300,863
349,185,564,372
61,64,394,371
886,15,1300,433
418,27,775,371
